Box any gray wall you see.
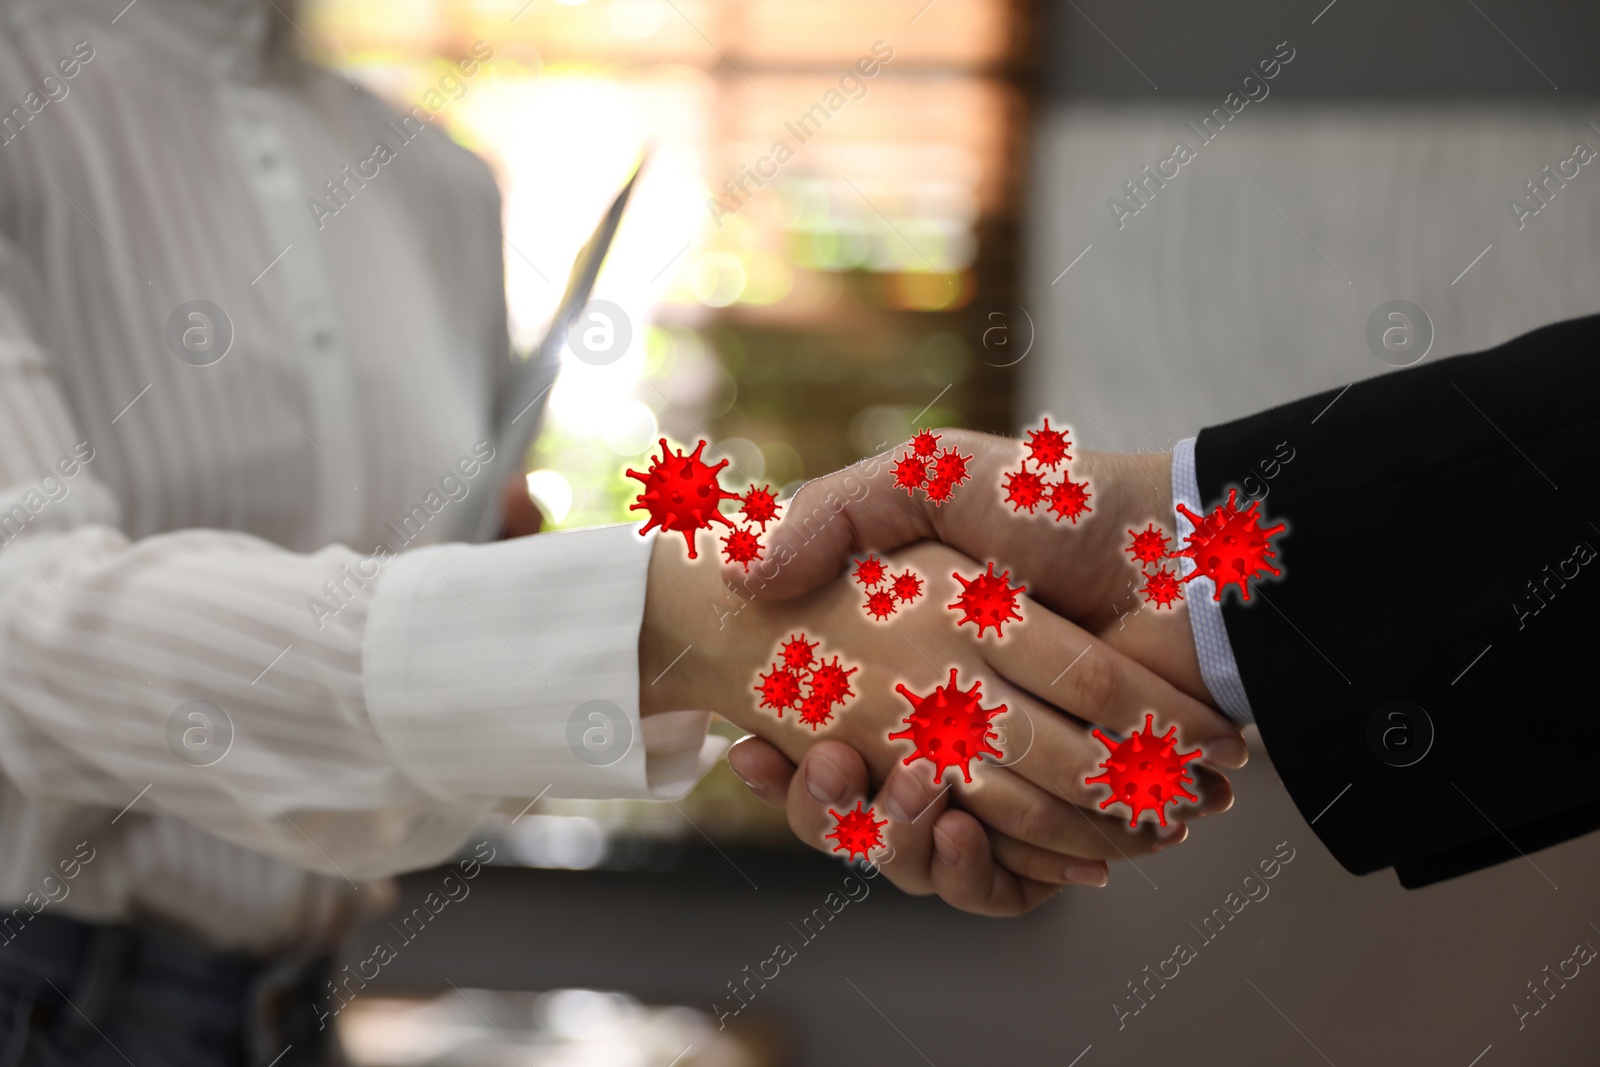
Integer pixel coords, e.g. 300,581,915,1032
1021,103,1600,450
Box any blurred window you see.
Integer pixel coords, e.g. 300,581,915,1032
308,0,1030,529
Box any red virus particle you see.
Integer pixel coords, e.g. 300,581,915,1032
890,569,924,603
1085,713,1201,827
1002,465,1048,514
910,429,941,458
947,562,1026,639
853,554,888,589
756,640,859,727
1024,418,1071,470
865,589,898,620
889,668,1006,784
1047,477,1092,524
808,656,859,707
1174,488,1286,602
924,477,954,505
826,800,887,860
892,452,930,495
931,447,971,489
720,527,764,571
1140,567,1183,609
798,693,836,730
753,665,803,715
627,438,739,558
738,484,781,531
780,633,818,671
1126,523,1172,565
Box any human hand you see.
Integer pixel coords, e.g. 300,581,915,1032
728,733,1233,915
498,473,544,539
725,428,1206,698
640,533,1241,915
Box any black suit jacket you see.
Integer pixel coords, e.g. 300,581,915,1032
1195,313,1600,887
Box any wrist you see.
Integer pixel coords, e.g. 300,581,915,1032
638,534,784,732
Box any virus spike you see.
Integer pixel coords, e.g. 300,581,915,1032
720,526,764,571
890,569,924,603
825,800,887,860
924,476,954,505
865,589,898,620
910,429,941,458
1174,488,1286,602
1047,476,1092,524
626,438,740,559
889,667,1005,784
853,554,888,589
753,665,803,715
892,452,931,496
780,633,818,671
1139,566,1183,609
1084,714,1202,827
1126,522,1172,565
1002,464,1048,514
738,484,781,531
1024,418,1071,469
947,562,1026,638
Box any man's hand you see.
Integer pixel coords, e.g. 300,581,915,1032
720,428,1210,699
727,735,1234,915
641,530,1243,915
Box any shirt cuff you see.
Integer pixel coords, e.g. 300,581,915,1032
363,523,725,804
1171,438,1255,725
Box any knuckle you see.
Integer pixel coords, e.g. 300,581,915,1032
1070,648,1119,712
1010,794,1066,850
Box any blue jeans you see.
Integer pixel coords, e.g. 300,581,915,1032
0,913,335,1067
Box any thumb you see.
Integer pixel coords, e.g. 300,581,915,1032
720,444,936,600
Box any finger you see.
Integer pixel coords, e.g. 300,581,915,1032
785,741,872,849
879,764,1116,894
855,765,939,893
929,810,1063,917
726,735,798,807
968,679,1211,840
787,744,955,901
987,831,1108,888
725,443,937,600
1190,764,1235,817
976,585,1247,765
936,748,1186,861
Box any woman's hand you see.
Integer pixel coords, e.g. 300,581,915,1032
728,736,1234,915
640,535,1244,915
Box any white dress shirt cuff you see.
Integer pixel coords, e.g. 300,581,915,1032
363,524,725,804
1171,438,1255,725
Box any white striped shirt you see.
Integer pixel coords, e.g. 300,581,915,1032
0,0,717,954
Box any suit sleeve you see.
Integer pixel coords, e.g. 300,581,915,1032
1194,313,1600,887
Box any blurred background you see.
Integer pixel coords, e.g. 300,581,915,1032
302,0,1600,1063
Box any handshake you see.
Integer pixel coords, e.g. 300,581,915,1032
638,427,1260,916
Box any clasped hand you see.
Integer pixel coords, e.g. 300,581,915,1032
639,429,1245,916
